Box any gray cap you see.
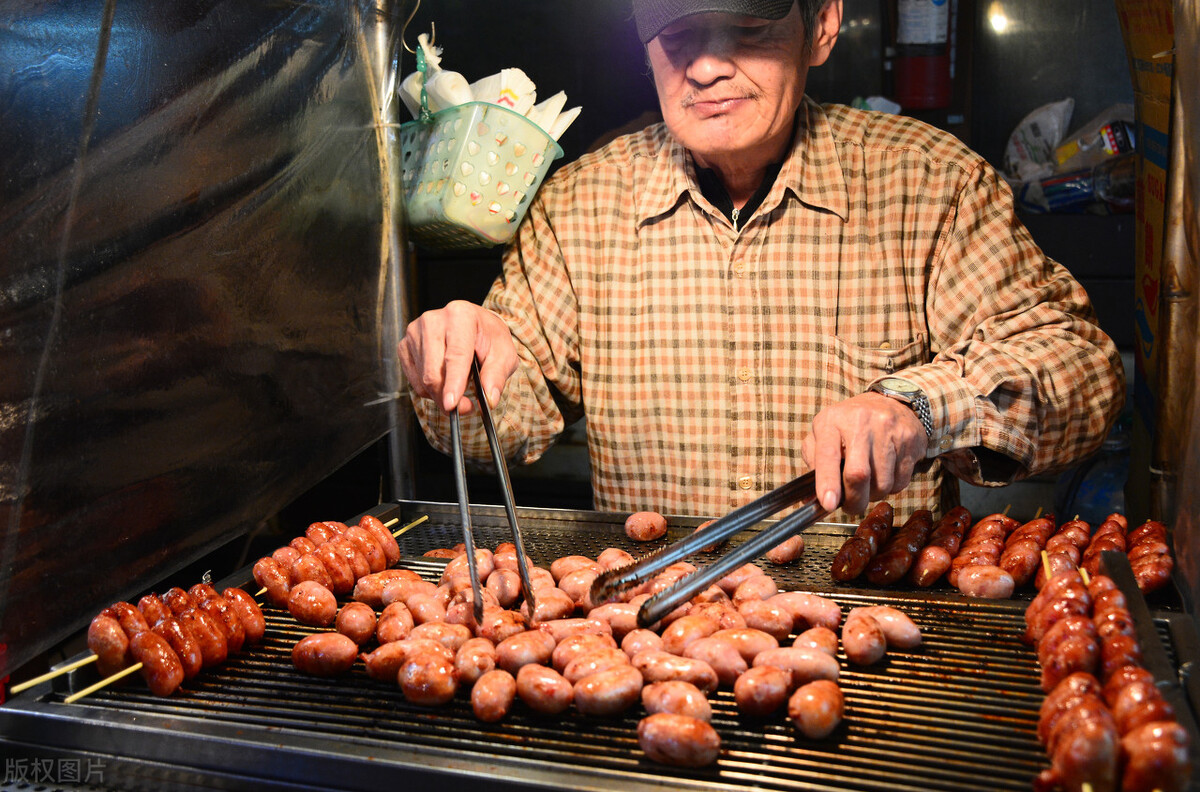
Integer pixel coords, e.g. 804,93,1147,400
632,0,795,44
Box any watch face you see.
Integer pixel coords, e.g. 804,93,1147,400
878,377,919,394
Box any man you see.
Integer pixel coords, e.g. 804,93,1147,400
399,0,1124,522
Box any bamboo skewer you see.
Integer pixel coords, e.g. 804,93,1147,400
64,663,142,704
9,654,98,695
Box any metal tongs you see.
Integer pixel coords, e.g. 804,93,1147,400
449,359,537,624
590,471,830,627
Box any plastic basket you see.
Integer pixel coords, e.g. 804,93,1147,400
400,101,564,250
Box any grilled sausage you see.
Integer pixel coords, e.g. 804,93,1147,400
162,587,198,616
661,614,720,656
1040,634,1100,692
221,587,266,645
848,606,922,648
410,622,472,653
1036,717,1118,792
137,594,172,627
596,547,635,571
865,509,934,585
642,680,712,721
313,543,355,595
1120,720,1191,792
453,636,498,686
637,713,720,767
289,553,334,590
558,567,601,610
405,593,448,625
765,535,806,565
151,616,203,680
1111,680,1175,736
731,575,779,604
103,602,150,637
442,549,496,584
398,651,459,706
496,629,557,675
380,578,438,608
288,580,337,627
550,555,600,582
908,506,972,587
197,595,246,654
622,628,665,659
376,602,415,644
178,608,228,668
129,630,184,696
328,539,370,582
353,569,419,608
682,637,747,687
471,668,516,722
841,613,887,666
358,514,401,565
709,628,779,665
359,639,445,680
734,665,791,716
625,511,668,542
515,663,573,714
587,602,640,640
480,608,528,645
305,521,339,546
562,647,631,685
574,665,644,716
792,626,839,657
830,501,894,581
485,568,523,608
788,679,843,739
536,617,613,643
716,563,767,595
187,584,220,604
735,599,792,642
342,525,388,573
766,591,841,632
520,586,576,624
289,536,318,555
956,564,1015,599
271,546,302,568
553,633,618,673
334,601,377,645
752,647,839,687
631,650,718,693
88,614,131,675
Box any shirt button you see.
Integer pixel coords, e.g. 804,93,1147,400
939,436,953,451
737,476,753,490
738,367,751,382
733,262,745,276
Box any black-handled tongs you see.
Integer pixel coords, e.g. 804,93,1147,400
590,471,830,628
449,359,538,624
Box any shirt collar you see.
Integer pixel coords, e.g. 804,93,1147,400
635,96,849,227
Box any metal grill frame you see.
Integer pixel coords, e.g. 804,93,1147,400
2,500,1198,792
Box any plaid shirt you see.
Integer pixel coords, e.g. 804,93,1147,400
414,98,1125,523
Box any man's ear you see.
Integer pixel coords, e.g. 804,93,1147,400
807,0,843,67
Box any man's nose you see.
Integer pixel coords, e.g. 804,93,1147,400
684,33,738,85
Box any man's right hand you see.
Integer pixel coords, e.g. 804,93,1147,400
398,300,519,414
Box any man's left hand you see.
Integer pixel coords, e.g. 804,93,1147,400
801,393,928,516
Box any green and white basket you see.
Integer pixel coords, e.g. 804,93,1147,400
400,101,564,250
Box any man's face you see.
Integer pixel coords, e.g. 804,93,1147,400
647,5,818,167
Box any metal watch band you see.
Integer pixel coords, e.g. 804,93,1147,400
908,395,934,439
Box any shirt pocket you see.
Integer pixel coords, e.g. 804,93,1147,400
822,333,928,403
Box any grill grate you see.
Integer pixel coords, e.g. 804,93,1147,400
1,501,1193,792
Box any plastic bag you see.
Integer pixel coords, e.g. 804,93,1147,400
1054,103,1135,173
1003,98,1074,183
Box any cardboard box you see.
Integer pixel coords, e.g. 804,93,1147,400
1115,0,1174,431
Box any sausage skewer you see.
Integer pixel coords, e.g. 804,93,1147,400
254,514,424,597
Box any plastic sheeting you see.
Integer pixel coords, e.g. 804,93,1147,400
0,0,410,678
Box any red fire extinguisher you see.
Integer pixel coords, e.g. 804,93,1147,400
892,0,954,110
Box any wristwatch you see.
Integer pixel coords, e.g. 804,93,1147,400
870,377,933,439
